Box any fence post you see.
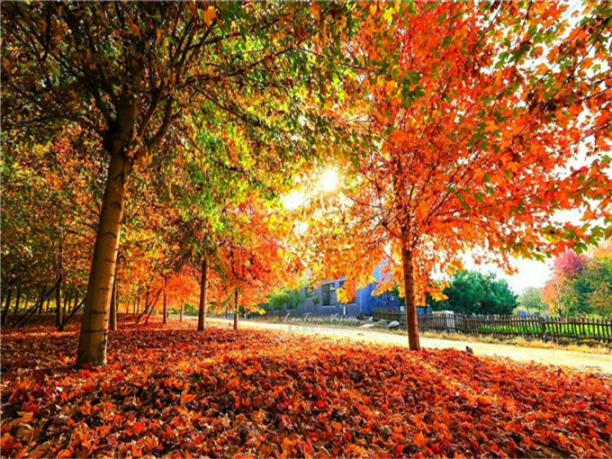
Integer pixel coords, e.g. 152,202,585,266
539,316,546,341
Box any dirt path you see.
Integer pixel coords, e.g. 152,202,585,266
203,317,612,375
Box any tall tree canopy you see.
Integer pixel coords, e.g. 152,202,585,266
302,0,610,349
2,1,353,365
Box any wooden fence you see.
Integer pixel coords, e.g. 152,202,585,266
373,309,612,343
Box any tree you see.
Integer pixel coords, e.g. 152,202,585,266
585,246,612,317
431,271,517,316
553,250,588,279
2,2,352,365
160,103,325,332
212,198,298,330
1,130,100,328
543,244,611,316
303,1,610,349
267,288,303,319
517,287,546,316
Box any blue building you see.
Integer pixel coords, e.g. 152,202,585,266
282,264,423,317
285,277,399,317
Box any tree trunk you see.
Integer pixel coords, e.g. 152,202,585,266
73,293,79,312
62,288,70,315
110,278,117,331
233,288,239,331
136,288,150,325
401,245,420,350
37,287,46,314
162,280,168,324
180,303,184,322
2,286,13,325
143,289,161,325
62,296,85,328
13,286,21,315
56,278,63,330
77,152,130,367
198,254,208,332
45,295,51,314
58,289,69,332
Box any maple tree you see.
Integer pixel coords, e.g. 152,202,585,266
2,1,353,365
304,1,611,349
1,2,611,456
160,97,314,331
543,244,612,316
157,116,305,331
214,200,298,330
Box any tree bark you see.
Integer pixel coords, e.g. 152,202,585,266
136,288,151,325
143,289,161,325
77,151,130,367
56,278,63,330
401,245,420,350
2,286,13,325
34,286,45,314
13,286,21,315
58,289,69,332
198,254,208,332
110,277,117,331
233,288,239,331
162,280,168,324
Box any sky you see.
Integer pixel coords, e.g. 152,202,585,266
464,256,550,295
466,208,587,294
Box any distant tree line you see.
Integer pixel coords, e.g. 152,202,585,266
430,271,517,316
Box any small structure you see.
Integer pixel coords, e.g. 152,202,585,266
281,263,407,317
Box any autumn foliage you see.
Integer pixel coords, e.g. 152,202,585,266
542,245,612,317
1,2,611,456
298,0,611,349
2,320,611,458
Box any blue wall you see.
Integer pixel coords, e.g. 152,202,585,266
358,284,403,315
266,263,430,317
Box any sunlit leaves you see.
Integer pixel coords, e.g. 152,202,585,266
306,0,611,307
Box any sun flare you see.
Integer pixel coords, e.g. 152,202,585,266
319,168,339,193
281,190,305,211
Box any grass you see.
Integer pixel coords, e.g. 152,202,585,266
419,330,611,354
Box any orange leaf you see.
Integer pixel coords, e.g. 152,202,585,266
413,432,427,448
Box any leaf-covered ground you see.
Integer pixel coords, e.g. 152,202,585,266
1,319,610,458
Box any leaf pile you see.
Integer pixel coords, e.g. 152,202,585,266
1,321,611,457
